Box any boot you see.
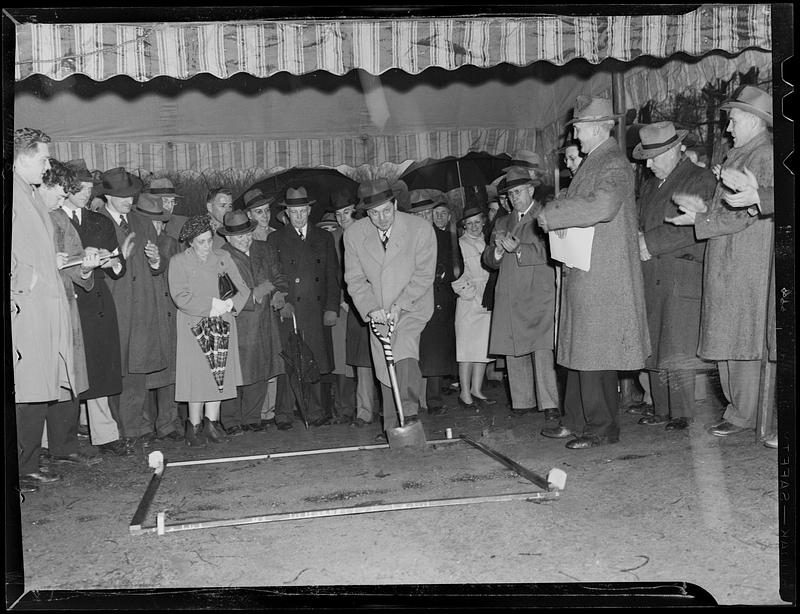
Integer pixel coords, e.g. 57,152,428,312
184,421,206,447
203,417,230,444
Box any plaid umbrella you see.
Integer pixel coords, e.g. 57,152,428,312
190,316,231,392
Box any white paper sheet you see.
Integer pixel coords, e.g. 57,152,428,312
548,227,594,271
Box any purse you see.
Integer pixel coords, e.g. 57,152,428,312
218,271,239,300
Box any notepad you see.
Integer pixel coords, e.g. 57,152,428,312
548,227,594,271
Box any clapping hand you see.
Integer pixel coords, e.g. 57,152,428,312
144,240,160,268
672,193,708,213
499,232,520,253
80,247,101,275
120,233,135,260
721,167,760,209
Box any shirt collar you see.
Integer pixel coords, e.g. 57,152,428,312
61,204,80,222
105,206,124,225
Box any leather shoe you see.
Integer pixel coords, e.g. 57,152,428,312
638,414,669,426
708,421,752,437
276,421,293,431
21,471,61,484
48,452,102,466
473,397,497,407
226,425,246,437
510,406,535,416
625,402,654,415
544,407,560,422
540,425,573,439
665,417,691,431
247,421,269,432
98,440,134,456
565,436,600,449
457,397,476,409
156,430,184,442
403,414,420,425
310,416,332,427
350,417,372,428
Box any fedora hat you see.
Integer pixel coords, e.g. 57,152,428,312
329,191,358,212
502,167,535,191
64,159,94,183
133,192,170,221
98,167,143,198
503,150,546,175
566,95,623,126
408,198,438,214
632,121,690,160
460,206,484,223
720,85,772,125
243,187,275,211
316,212,339,231
148,177,183,198
280,186,316,207
218,210,258,236
357,178,396,211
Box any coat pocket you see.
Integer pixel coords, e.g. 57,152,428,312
675,257,703,300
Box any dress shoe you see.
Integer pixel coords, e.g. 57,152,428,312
665,417,691,431
638,414,669,426
184,422,207,447
350,417,372,428
98,440,135,456
156,430,184,442
565,436,599,449
708,420,752,437
310,416,332,427
21,471,61,484
544,407,561,422
428,405,449,416
625,402,654,415
763,433,778,449
226,425,246,437
403,414,420,425
457,397,476,409
276,421,293,431
473,396,497,407
510,406,535,416
203,418,230,443
49,452,102,466
540,425,573,439
247,421,269,432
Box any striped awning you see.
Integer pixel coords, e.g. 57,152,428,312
15,4,771,82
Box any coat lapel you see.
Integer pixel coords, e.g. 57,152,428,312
382,213,409,266
362,222,387,265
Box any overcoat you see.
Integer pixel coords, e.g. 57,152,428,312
343,212,436,388
537,137,651,371
454,232,492,363
100,207,170,376
484,201,556,357
11,172,75,402
694,130,775,361
73,209,124,398
335,229,373,369
145,229,181,389
50,209,91,400
220,240,285,385
266,223,340,375
419,225,460,376
249,239,287,381
328,228,350,376
639,157,717,372
168,247,251,401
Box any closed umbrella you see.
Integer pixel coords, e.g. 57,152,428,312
190,316,231,392
279,313,320,430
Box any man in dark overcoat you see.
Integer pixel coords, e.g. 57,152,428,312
266,186,340,429
98,168,171,444
666,85,775,440
537,96,651,449
632,122,717,431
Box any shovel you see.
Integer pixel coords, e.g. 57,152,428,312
370,319,427,449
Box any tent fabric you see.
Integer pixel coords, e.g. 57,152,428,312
15,5,771,82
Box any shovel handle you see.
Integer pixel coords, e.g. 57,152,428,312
369,319,405,426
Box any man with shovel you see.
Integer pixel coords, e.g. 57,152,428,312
343,179,437,440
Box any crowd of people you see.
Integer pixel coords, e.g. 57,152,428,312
11,83,777,494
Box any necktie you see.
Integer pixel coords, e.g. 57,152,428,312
119,214,130,235
69,209,80,231
518,212,524,222
381,231,389,250
298,229,305,241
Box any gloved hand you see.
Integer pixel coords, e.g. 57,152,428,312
279,302,295,319
323,310,338,326
271,291,287,311
210,297,232,317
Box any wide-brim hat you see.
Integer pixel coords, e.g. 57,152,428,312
460,206,484,223
502,165,542,187
148,177,183,198
502,150,546,177
218,210,259,236
408,198,438,214
133,192,170,221
316,212,339,231
720,85,773,125
502,167,536,191
566,95,624,126
280,186,316,207
98,167,143,198
64,159,94,183
357,178,396,212
243,187,275,211
632,121,690,160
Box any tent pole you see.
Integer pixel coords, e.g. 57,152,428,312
612,72,626,151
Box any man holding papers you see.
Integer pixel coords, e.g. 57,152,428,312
536,96,651,449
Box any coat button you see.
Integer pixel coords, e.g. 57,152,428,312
315,277,319,282
295,278,300,283
98,312,104,318
132,276,137,281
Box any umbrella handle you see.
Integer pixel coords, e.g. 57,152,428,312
291,312,298,334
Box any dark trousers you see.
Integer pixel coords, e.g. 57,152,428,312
144,384,181,437
650,369,696,419
380,358,422,431
109,371,148,438
16,398,80,474
425,376,444,409
274,374,325,426
221,380,268,428
322,374,356,419
561,369,620,442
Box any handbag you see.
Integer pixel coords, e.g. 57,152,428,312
218,271,239,300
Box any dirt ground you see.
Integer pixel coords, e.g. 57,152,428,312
8,376,786,607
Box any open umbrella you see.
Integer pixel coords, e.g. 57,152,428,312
234,167,359,228
279,312,320,430
399,151,513,193
190,316,231,392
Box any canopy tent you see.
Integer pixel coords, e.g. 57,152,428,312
12,5,775,175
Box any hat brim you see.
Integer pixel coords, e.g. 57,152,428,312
357,195,395,212
102,176,143,198
243,198,273,211
460,209,484,223
632,130,689,160
720,101,773,125
565,113,625,126
501,166,543,186
133,207,170,221
280,200,316,208
217,219,259,236
408,202,437,214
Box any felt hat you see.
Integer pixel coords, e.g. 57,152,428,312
280,186,316,207
243,187,275,211
148,177,183,198
316,212,339,231
218,210,258,236
133,192,170,221
460,206,484,223
64,159,94,183
357,178,396,211
408,198,438,214
503,150,546,176
566,95,623,126
720,85,773,125
179,214,212,243
329,191,358,211
98,167,143,198
632,121,690,160
502,167,535,191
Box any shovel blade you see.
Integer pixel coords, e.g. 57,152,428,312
386,421,427,448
